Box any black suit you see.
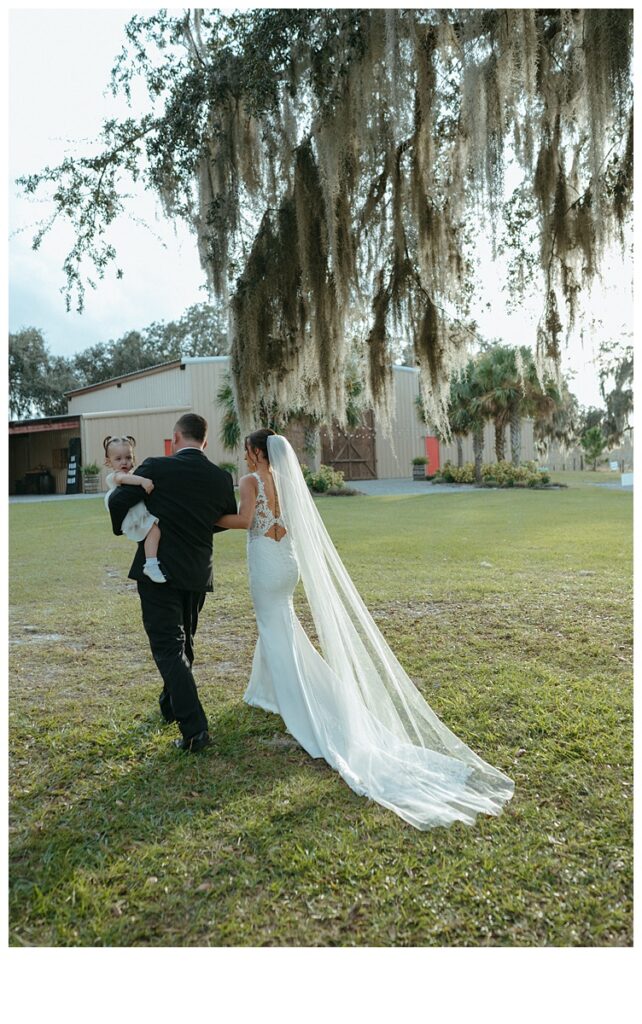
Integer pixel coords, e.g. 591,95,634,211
108,448,237,739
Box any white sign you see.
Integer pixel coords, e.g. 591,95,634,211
610,461,619,471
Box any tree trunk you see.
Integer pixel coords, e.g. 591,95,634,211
456,436,463,468
494,419,506,462
509,407,521,465
473,425,484,484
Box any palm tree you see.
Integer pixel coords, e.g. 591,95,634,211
513,347,560,464
217,378,241,452
217,376,280,452
446,362,488,484
415,369,481,471
476,345,559,465
475,346,521,463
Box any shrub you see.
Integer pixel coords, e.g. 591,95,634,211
302,463,346,493
434,461,475,483
219,461,237,476
435,463,454,483
326,485,359,496
481,460,545,487
435,460,553,488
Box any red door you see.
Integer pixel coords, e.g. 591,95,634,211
425,436,440,474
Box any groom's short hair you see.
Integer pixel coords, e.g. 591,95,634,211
174,413,208,443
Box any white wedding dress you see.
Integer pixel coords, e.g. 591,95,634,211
243,436,514,830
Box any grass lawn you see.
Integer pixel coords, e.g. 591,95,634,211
547,469,625,488
9,484,632,946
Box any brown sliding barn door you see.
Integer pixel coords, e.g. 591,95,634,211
321,411,377,480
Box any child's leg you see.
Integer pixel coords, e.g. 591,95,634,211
143,523,167,583
143,522,161,560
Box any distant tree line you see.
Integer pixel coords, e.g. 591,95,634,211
8,303,227,419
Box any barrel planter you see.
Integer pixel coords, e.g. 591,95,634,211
83,473,100,494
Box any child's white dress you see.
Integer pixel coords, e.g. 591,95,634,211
104,471,159,542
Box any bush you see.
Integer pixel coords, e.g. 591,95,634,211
326,485,360,496
435,461,454,483
302,463,346,493
480,460,546,487
434,460,553,488
434,461,475,484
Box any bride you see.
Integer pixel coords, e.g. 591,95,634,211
216,428,514,830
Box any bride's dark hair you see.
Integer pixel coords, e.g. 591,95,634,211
245,428,277,463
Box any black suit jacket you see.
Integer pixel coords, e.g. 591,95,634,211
108,449,237,592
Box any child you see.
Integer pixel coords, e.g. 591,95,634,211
103,435,167,583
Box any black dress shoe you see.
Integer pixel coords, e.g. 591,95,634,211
174,730,210,753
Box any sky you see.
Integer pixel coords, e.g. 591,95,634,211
9,7,208,355
8,5,634,409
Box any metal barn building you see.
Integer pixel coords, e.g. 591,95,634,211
9,356,541,494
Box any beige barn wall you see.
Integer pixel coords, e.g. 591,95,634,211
81,407,191,491
183,357,246,469
65,356,593,483
68,365,189,414
68,357,246,474
374,367,426,478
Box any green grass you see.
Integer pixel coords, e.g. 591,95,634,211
9,485,632,946
547,469,624,488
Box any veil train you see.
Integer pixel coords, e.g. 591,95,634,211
266,434,514,829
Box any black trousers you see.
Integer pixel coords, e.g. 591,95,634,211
137,580,208,739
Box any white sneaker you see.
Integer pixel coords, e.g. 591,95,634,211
143,559,167,583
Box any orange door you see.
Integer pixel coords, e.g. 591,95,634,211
425,436,440,474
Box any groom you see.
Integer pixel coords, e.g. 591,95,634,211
108,413,237,751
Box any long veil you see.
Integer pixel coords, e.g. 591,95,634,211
267,434,514,829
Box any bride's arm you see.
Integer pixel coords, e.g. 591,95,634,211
215,474,257,530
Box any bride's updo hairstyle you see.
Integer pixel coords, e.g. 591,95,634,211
245,428,277,464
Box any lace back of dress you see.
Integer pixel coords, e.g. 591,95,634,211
250,472,286,540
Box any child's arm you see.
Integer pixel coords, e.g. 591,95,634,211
113,471,154,495
109,458,156,536
215,475,257,530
